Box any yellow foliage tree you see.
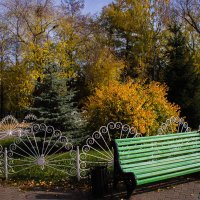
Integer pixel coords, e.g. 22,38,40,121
2,64,36,110
84,47,125,92
85,80,180,135
0,0,80,113
102,0,170,80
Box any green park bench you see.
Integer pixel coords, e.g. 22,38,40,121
113,131,200,198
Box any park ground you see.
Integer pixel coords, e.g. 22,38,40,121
1,174,200,200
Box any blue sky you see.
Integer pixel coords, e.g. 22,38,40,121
54,0,114,15
82,0,113,14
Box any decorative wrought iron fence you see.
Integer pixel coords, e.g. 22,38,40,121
6,123,77,180
0,114,37,140
79,122,141,178
157,116,191,135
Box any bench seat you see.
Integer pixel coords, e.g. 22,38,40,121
113,131,200,198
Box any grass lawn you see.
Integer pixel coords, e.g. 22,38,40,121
0,136,114,187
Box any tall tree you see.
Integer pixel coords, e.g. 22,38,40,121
172,0,200,35
170,0,200,75
0,21,11,116
164,22,199,127
83,47,125,93
101,0,170,80
0,0,87,113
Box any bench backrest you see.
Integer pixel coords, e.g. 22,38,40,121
114,131,200,172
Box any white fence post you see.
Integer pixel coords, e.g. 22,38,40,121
76,146,80,181
4,148,8,180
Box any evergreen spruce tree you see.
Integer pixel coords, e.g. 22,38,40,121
30,65,87,144
31,72,59,127
165,23,200,127
55,78,87,144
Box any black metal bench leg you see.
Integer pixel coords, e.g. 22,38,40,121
124,173,136,199
113,172,120,189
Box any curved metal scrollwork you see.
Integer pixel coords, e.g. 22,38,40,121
22,114,37,123
157,116,191,135
0,115,21,139
8,123,76,177
0,114,38,140
80,122,141,178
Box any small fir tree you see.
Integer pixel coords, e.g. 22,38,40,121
30,66,86,144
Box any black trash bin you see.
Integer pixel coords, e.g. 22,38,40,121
91,165,109,198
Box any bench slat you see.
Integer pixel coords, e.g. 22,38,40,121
120,146,200,164
136,162,200,180
118,136,200,153
115,131,195,142
127,158,200,175
119,143,200,160
137,167,200,185
116,131,197,142
122,153,200,170
116,132,199,146
118,140,200,156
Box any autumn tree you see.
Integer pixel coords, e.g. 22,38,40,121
0,0,58,113
0,0,87,113
101,0,170,81
83,47,125,92
85,80,180,135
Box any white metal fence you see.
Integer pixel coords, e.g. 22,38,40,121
0,145,3,177
79,122,141,178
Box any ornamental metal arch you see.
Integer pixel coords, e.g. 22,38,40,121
7,123,76,179
0,114,37,140
157,116,191,135
22,114,38,123
0,115,21,139
80,122,141,178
